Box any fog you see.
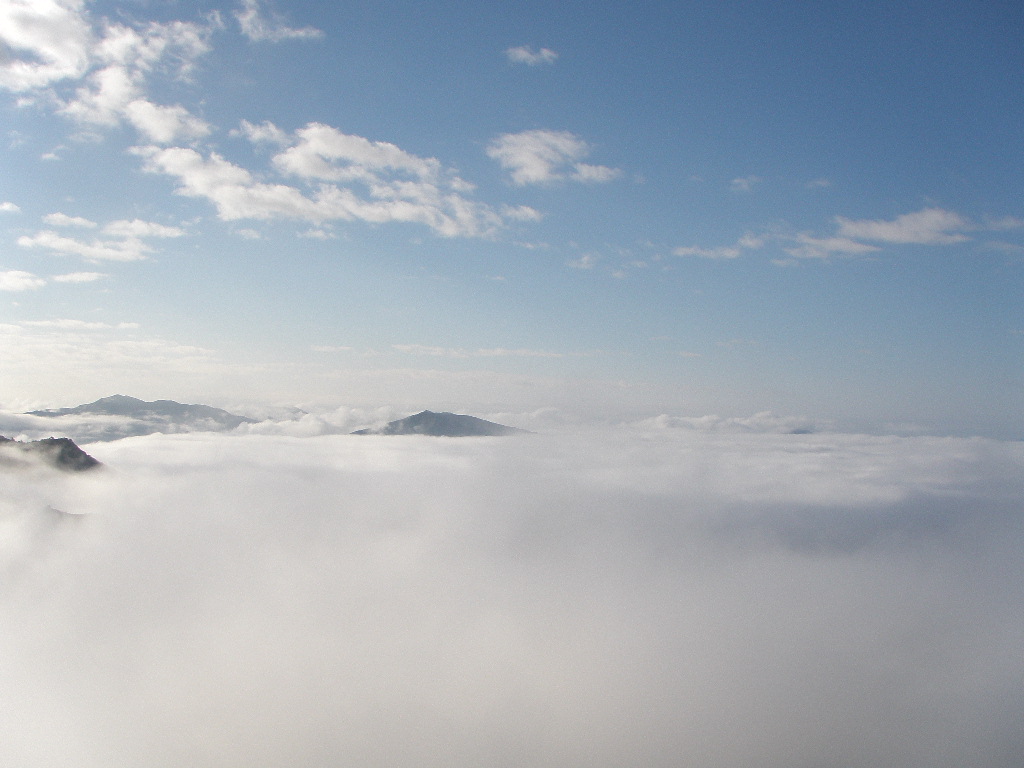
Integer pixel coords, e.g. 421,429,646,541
2,428,1022,767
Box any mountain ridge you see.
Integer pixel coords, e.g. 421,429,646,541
25,395,256,442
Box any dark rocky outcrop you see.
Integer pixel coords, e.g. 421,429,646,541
0,436,101,472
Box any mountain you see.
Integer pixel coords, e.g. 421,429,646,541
26,395,257,441
352,410,529,437
0,436,101,472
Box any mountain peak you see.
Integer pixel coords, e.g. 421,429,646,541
352,410,528,437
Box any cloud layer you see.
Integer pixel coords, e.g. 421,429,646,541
2,429,1022,767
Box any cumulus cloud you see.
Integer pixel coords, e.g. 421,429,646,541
123,99,211,143
0,201,22,213
1,429,1022,767
0,270,46,291
486,129,620,186
505,45,558,66
235,0,324,42
2,1,213,143
0,0,93,91
137,123,511,237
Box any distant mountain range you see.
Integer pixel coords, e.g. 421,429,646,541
352,410,528,437
0,435,100,472
26,395,256,442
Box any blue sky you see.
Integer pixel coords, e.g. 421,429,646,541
1,0,1021,435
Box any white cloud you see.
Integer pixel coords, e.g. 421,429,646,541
0,270,46,291
572,163,621,183
272,123,445,183
101,219,184,238
835,207,969,245
0,0,93,92
1,429,1022,767
58,63,141,126
51,271,107,283
18,230,153,262
0,202,21,213
783,233,881,260
18,217,182,263
123,99,211,144
486,129,619,186
137,125,513,238
3,2,214,143
234,119,290,146
235,0,324,42
673,232,764,260
505,45,558,66
43,212,97,228
500,204,543,222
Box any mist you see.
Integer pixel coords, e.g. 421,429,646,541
2,427,1022,767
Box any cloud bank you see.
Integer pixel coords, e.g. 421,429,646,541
2,428,1022,767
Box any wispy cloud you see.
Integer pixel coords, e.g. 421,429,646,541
505,45,558,66
486,129,620,186
42,212,97,228
835,207,969,245
782,233,881,260
729,175,761,192
673,233,764,260
18,216,184,262
51,271,107,283
235,0,325,43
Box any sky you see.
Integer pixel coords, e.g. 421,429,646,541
1,0,1022,436
3,428,1023,767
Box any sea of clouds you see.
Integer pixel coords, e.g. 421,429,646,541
2,425,1023,767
